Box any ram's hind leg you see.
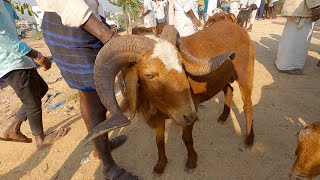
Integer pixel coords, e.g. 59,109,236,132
239,85,254,148
153,120,168,174
182,123,197,172
218,84,233,123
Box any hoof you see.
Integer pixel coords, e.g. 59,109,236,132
184,158,197,173
153,161,167,175
244,131,255,149
217,117,227,124
218,111,230,124
184,166,196,173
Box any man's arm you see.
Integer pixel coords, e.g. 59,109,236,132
181,0,202,26
0,33,51,70
306,0,320,21
82,14,119,44
142,10,152,17
187,10,202,26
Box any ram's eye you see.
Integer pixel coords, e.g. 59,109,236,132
145,74,155,79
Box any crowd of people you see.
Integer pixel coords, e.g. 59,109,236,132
0,0,320,179
140,0,282,35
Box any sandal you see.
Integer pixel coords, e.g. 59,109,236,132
105,168,140,180
0,136,32,143
110,135,127,150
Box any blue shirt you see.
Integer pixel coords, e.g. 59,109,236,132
0,0,35,78
3,1,20,22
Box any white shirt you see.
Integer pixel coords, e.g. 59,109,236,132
154,0,167,20
144,0,157,27
248,0,261,8
35,0,102,27
207,0,217,16
173,0,199,37
240,0,261,8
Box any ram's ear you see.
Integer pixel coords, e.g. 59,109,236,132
124,67,139,119
228,13,237,24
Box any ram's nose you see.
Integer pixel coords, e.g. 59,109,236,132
183,113,197,125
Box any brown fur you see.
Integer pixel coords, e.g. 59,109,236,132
131,24,166,35
121,17,255,174
181,17,255,146
291,122,320,179
205,13,237,27
119,50,199,174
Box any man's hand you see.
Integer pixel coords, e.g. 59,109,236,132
195,19,203,27
27,49,51,71
34,53,52,71
82,14,118,44
39,56,52,71
312,7,320,22
187,10,202,27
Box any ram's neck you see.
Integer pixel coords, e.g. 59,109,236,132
136,95,168,129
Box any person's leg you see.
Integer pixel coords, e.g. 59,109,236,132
0,70,49,143
79,91,138,179
248,9,258,31
0,71,49,142
273,1,279,19
78,91,127,159
258,0,265,19
275,19,314,73
2,69,68,148
0,105,31,143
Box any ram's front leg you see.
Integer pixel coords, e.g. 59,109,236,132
183,122,197,172
153,120,168,174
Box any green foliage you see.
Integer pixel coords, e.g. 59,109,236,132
107,0,142,31
31,31,43,40
4,0,38,17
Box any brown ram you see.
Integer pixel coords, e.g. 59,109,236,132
290,122,320,180
85,15,254,174
179,14,255,146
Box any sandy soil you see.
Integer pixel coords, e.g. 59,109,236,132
0,18,320,180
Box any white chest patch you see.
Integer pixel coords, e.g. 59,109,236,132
145,35,183,73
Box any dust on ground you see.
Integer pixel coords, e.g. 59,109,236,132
0,18,320,180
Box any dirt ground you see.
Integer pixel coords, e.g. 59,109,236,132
0,17,320,180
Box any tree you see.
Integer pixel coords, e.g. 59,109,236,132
4,0,38,17
108,0,142,32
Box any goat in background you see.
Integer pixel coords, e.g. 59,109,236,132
237,4,258,29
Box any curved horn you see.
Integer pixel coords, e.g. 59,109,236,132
83,35,156,145
178,39,235,76
160,25,180,46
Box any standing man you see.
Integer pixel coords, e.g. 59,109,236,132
257,0,265,20
154,0,168,25
275,0,320,74
268,0,279,19
142,0,157,30
0,0,68,149
35,0,139,179
174,0,202,37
